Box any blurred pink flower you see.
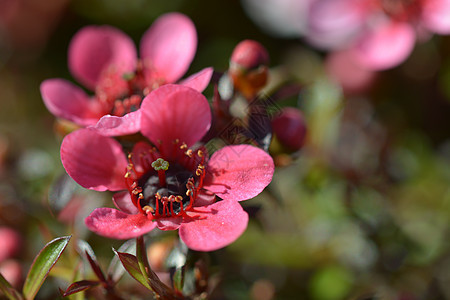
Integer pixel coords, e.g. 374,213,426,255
41,12,213,136
307,0,450,70
0,227,22,263
0,260,22,288
325,50,377,94
60,84,274,251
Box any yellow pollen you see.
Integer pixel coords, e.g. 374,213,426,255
180,143,187,149
143,206,154,214
185,149,193,157
197,150,204,157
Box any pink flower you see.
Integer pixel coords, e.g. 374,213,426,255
307,0,450,70
60,84,274,251
41,12,213,136
0,227,22,263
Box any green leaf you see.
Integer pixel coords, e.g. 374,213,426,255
107,240,136,283
22,235,71,300
0,272,23,300
114,250,151,291
172,266,185,294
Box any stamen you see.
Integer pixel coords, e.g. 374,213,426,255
155,193,161,217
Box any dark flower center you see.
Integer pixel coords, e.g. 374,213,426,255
124,140,207,219
138,163,192,215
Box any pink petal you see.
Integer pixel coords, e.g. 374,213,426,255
204,145,274,201
421,0,450,34
40,79,102,126
156,218,182,231
179,67,213,92
92,110,141,136
179,199,249,251
85,208,156,239
69,25,137,90
325,50,376,94
113,191,139,214
194,189,216,207
140,84,211,148
306,0,369,49
60,128,128,191
351,21,416,70
140,12,197,83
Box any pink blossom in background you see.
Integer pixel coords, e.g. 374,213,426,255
0,260,22,288
325,50,377,95
307,0,450,70
60,85,274,251
241,0,311,38
40,12,213,136
0,227,22,263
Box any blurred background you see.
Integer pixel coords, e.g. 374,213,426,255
0,0,449,299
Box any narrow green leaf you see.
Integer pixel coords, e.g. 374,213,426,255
172,266,185,294
107,240,136,283
114,250,151,291
0,273,23,300
135,237,181,300
22,235,71,300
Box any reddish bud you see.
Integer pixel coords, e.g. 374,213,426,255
271,107,307,152
0,227,22,263
229,40,269,99
230,40,269,70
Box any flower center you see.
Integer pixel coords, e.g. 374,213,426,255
124,140,206,220
95,61,165,117
379,0,422,21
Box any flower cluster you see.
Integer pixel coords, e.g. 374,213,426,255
307,0,450,70
41,13,289,254
60,84,274,251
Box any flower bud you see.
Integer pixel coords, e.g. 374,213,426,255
229,40,269,99
271,107,307,152
0,227,22,263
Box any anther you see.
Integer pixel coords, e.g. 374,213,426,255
185,149,193,157
143,205,154,214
